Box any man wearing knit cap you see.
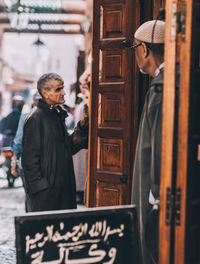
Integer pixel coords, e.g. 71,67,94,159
131,20,165,264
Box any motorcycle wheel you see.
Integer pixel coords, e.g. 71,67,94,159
7,168,15,187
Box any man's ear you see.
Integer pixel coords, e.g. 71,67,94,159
141,43,149,58
41,89,48,99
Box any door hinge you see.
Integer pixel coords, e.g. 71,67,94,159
175,2,187,41
165,187,174,225
171,2,177,41
175,188,181,226
120,174,128,184
181,2,186,41
165,187,182,226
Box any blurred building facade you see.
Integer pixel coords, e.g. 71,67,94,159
0,0,92,117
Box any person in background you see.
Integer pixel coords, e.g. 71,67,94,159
131,20,166,264
22,73,89,212
11,91,41,212
64,104,75,135
0,95,24,147
73,66,90,204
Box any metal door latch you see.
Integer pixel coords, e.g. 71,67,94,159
171,2,187,41
175,188,181,225
165,187,174,225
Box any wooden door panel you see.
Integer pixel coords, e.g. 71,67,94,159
97,138,123,172
88,0,139,207
101,50,125,82
96,181,123,206
101,4,126,38
98,93,124,127
100,0,126,5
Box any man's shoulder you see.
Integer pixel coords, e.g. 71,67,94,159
150,70,163,90
148,71,164,99
24,107,44,125
147,82,163,112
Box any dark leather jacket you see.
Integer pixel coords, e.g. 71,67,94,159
22,100,88,211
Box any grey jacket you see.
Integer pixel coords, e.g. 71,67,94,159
131,70,163,264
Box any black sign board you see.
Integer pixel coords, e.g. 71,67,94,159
15,205,139,264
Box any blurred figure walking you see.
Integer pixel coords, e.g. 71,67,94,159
11,91,41,211
0,95,24,147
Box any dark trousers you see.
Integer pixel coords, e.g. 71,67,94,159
19,168,28,212
145,203,159,264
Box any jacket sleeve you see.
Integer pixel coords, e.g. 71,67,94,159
70,121,88,155
22,115,49,194
148,93,162,198
11,113,27,158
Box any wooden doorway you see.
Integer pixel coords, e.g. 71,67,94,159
159,0,200,263
87,0,200,262
87,0,165,207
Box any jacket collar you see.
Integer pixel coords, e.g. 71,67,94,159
151,63,179,88
154,62,165,77
37,99,68,119
151,68,164,87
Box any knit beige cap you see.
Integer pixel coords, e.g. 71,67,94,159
134,20,165,43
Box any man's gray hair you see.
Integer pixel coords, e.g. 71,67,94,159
37,73,64,96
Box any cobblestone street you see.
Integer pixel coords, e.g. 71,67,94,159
0,169,25,264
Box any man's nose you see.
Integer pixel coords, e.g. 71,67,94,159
62,89,66,96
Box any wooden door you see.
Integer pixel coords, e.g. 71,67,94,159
159,1,178,263
174,0,200,263
159,0,200,263
87,0,140,207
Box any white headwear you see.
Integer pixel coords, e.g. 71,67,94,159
134,20,165,43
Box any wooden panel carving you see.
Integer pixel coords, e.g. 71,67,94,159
96,181,121,206
100,4,126,39
100,50,125,82
97,138,123,172
98,93,124,127
100,0,126,4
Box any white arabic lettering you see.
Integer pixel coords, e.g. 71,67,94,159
30,244,117,264
103,224,124,242
30,250,44,264
26,223,89,253
64,244,106,263
103,248,117,264
58,239,101,248
26,220,124,264
89,220,106,238
26,233,44,254
32,247,65,264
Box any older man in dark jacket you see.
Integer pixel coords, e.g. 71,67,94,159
131,20,165,264
22,73,88,212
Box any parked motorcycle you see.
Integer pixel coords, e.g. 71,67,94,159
0,146,16,187
0,134,16,187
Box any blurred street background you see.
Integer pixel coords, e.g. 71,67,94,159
0,169,25,264
0,1,92,262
